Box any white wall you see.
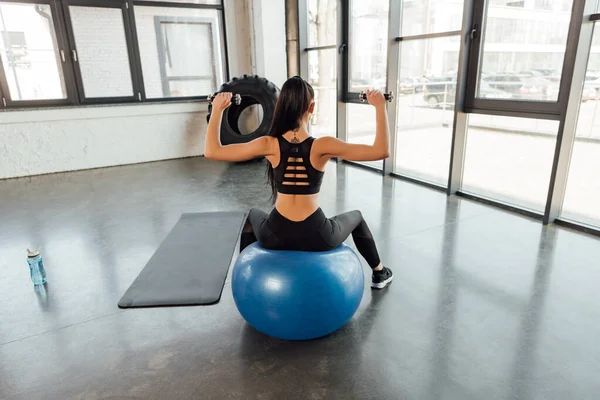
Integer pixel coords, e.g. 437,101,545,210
251,0,288,88
0,104,207,180
225,0,253,79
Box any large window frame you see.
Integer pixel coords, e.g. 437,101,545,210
153,16,219,98
0,0,228,109
463,0,580,120
341,0,389,105
62,0,140,104
298,0,600,236
0,0,79,107
299,0,341,141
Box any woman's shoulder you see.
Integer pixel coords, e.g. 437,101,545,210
250,136,280,155
257,136,280,146
313,136,339,145
312,136,342,151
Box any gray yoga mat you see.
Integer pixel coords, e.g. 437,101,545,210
118,212,247,308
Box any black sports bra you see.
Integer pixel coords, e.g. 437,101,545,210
273,136,324,195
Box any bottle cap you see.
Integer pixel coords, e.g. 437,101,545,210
27,248,40,257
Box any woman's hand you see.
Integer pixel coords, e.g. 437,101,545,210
365,89,386,108
212,92,233,112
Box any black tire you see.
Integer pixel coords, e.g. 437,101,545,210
207,75,280,145
426,95,439,108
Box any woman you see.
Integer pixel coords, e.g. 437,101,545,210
205,76,393,289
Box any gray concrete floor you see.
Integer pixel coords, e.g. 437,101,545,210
1,158,599,400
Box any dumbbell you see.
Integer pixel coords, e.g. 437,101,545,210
207,92,242,105
359,91,394,102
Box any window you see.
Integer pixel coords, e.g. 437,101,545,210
348,0,389,92
134,7,224,98
474,0,573,102
301,1,337,138
307,0,336,48
561,27,600,228
141,0,220,4
401,0,464,36
347,103,383,170
394,36,460,186
67,4,135,99
307,49,337,138
534,0,553,11
0,0,226,108
0,2,67,102
295,0,599,234
462,115,558,212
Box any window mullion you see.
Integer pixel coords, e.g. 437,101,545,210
61,0,138,104
122,0,143,102
126,0,146,101
52,0,80,105
0,0,76,107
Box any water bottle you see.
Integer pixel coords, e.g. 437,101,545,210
27,248,47,286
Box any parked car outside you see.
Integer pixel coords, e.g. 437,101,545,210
398,77,422,94
483,74,555,100
478,81,513,99
423,76,456,108
423,78,511,108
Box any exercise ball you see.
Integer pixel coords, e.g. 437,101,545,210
232,243,364,340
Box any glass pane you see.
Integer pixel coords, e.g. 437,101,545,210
307,49,336,138
349,0,389,92
307,0,336,48
347,103,383,170
140,0,221,4
0,3,66,101
69,6,133,98
476,0,573,102
135,7,224,98
394,36,460,186
401,0,465,36
462,114,558,212
561,28,600,227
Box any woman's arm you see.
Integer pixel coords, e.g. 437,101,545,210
204,93,274,162
315,90,390,162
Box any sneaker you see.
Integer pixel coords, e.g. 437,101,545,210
371,267,393,289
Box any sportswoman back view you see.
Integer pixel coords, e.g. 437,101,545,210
205,76,393,289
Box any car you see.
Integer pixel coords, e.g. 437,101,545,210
422,76,456,108
422,78,512,108
477,81,512,99
519,70,545,77
352,78,386,90
483,74,554,100
398,77,422,94
531,68,555,76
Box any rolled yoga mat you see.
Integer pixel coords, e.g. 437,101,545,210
118,212,247,308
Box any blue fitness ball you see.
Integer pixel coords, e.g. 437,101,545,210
231,243,364,340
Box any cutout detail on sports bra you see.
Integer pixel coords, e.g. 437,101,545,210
282,156,310,186
274,137,324,194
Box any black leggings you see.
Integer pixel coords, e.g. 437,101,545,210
241,208,381,269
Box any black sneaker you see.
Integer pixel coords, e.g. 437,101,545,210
371,267,393,289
